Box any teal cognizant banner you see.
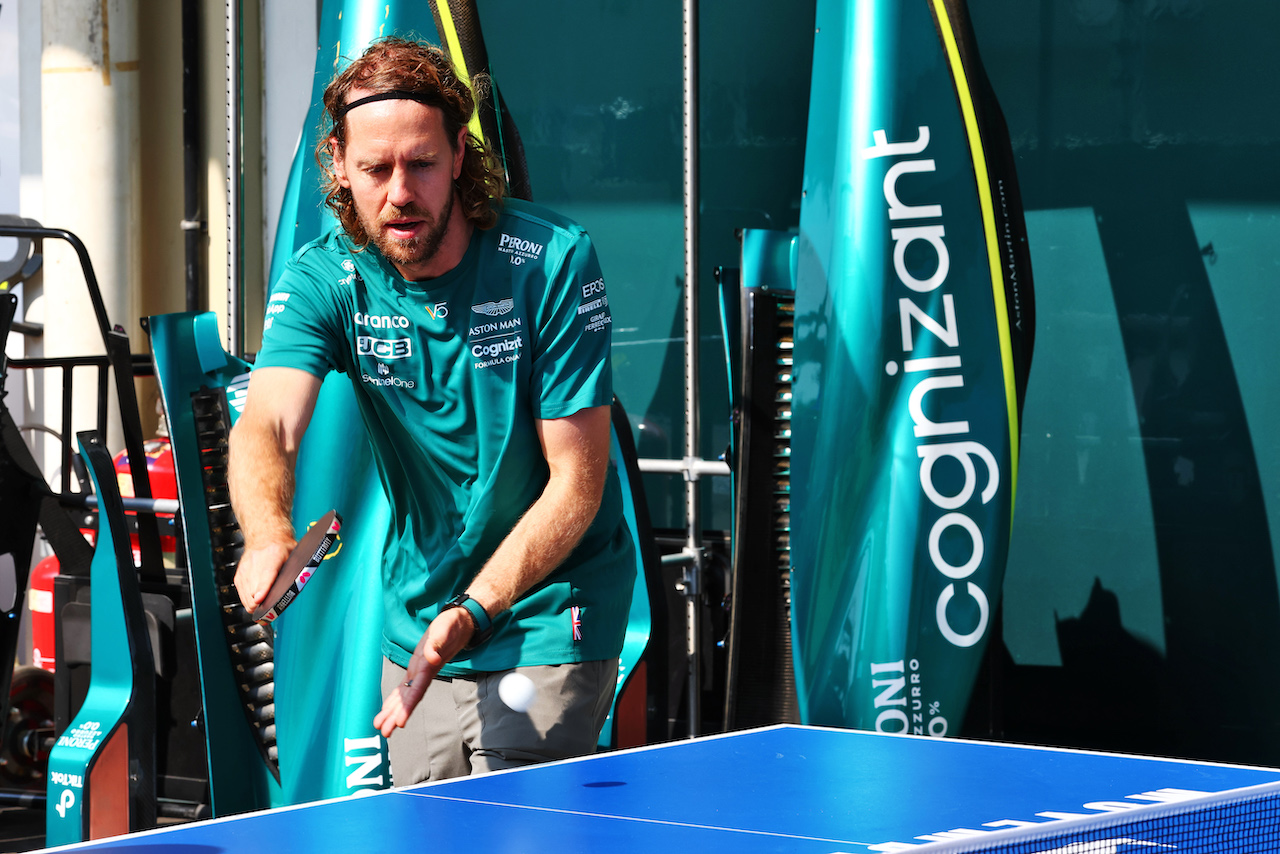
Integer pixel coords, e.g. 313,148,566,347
791,0,1035,734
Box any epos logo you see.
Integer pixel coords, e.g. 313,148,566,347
582,278,606,298
357,336,412,360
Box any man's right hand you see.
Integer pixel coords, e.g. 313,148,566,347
227,367,322,613
235,541,294,611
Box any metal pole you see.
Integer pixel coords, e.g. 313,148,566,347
225,0,243,356
680,0,703,738
637,458,729,478
181,0,204,313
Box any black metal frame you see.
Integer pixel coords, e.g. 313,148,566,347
0,222,165,582
0,222,195,814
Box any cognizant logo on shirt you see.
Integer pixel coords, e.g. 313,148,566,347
471,333,523,370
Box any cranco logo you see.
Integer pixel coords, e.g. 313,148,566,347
497,233,544,266
472,298,514,317
353,312,410,329
357,336,412,360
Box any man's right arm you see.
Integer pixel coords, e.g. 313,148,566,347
227,366,324,611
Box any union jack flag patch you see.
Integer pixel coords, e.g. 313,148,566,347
571,605,583,642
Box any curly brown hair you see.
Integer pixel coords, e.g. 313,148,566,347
316,37,506,243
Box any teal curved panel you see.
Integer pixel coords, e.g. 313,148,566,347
273,375,393,799
149,311,280,814
598,423,652,748
269,0,443,284
44,435,155,845
791,0,1033,734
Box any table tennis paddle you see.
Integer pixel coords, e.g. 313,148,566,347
250,510,342,624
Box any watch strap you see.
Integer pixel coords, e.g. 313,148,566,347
444,593,493,648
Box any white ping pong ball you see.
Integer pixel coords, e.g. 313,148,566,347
498,672,537,713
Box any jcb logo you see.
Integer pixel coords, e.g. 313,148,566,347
425,302,449,319
357,336,412,360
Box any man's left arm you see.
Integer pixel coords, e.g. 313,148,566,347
375,404,611,735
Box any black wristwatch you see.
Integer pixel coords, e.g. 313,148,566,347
443,593,493,649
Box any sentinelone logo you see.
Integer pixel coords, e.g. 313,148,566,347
361,372,415,388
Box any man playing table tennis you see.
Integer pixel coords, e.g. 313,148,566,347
226,36,635,784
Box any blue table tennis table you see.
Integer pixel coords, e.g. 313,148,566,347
39,725,1280,853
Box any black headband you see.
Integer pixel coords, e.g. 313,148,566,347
335,90,446,121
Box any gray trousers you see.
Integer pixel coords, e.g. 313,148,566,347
380,658,619,785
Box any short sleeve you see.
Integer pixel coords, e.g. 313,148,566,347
254,254,347,378
530,230,614,419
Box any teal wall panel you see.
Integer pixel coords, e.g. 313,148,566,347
969,0,1280,762
1003,208,1162,667
479,0,815,530
1188,202,1280,556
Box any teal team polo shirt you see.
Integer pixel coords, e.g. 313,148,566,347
255,199,635,673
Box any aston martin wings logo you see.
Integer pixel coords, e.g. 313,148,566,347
472,299,515,317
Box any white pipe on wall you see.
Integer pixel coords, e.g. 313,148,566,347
39,0,140,460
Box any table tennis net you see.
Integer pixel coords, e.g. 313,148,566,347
910,780,1280,854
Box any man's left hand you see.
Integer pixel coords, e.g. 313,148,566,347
374,606,475,736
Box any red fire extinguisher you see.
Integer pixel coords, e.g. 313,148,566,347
112,435,180,556
27,553,60,672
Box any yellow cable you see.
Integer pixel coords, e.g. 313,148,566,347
930,0,1020,497
434,1,486,144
